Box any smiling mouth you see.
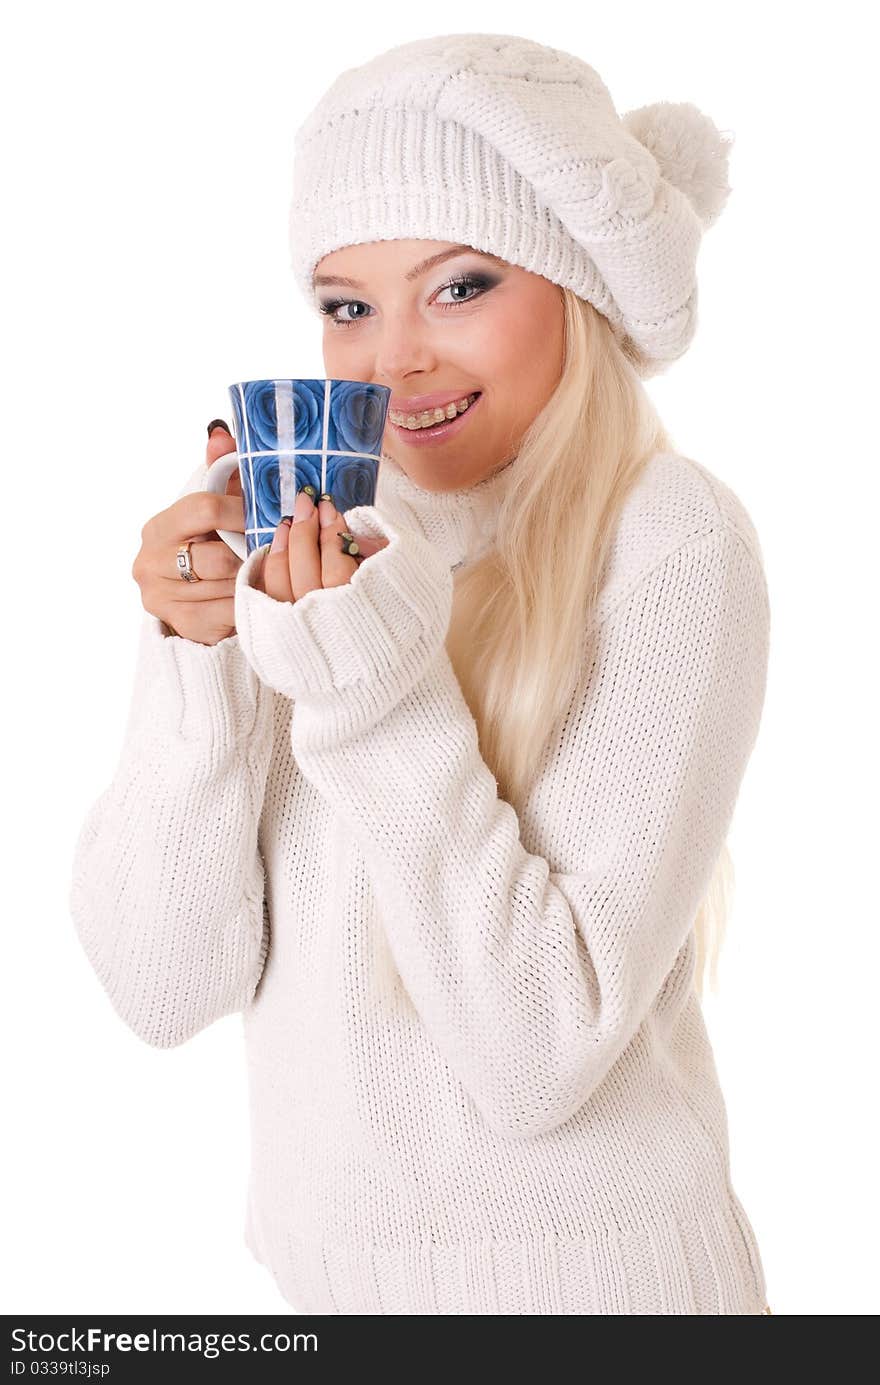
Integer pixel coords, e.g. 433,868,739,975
389,393,480,430
387,392,484,445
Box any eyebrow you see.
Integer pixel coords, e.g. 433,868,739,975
312,244,507,291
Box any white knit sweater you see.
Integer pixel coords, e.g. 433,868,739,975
70,447,771,1315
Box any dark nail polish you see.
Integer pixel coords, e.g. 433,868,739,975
207,418,232,437
319,492,334,505
300,484,318,501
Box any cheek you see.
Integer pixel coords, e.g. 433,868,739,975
484,302,562,428
321,334,347,367
321,328,364,370
463,313,529,406
482,313,542,399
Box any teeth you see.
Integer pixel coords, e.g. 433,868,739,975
391,393,478,429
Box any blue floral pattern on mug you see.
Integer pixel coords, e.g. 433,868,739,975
328,452,379,511
228,379,390,554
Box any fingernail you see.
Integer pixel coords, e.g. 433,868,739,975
207,418,232,437
269,518,291,553
318,493,336,528
293,488,316,523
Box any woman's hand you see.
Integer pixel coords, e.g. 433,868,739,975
253,487,389,605
133,420,389,642
132,424,246,646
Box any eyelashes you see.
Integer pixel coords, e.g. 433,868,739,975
317,272,495,329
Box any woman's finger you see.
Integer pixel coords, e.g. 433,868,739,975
205,421,243,499
347,533,390,558
317,494,359,588
289,488,323,599
162,536,241,584
258,519,295,601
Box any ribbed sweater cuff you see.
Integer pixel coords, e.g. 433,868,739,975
233,511,453,706
140,611,265,744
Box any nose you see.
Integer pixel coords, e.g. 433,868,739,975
372,312,440,382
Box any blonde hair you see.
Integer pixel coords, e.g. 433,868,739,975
444,287,731,1000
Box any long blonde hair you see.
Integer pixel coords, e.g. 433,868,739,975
444,286,731,999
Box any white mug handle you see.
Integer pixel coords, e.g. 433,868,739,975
202,452,248,562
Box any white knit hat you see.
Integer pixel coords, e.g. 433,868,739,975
289,33,734,378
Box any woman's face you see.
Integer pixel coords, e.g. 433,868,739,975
313,239,565,492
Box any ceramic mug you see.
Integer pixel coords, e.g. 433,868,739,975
202,378,391,560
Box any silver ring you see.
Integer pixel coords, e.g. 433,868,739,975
176,541,200,582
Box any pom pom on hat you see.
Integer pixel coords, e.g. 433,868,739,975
622,101,734,230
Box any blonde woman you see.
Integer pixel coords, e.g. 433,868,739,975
70,34,773,1315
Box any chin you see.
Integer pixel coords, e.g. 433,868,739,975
401,460,480,493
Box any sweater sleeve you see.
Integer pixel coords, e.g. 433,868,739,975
233,514,770,1139
69,459,276,1049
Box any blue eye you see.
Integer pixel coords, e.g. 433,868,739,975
317,272,494,329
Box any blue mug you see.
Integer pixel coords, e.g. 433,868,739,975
203,378,391,559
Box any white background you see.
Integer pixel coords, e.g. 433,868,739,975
3,0,877,1317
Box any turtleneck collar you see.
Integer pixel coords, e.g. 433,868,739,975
371,449,517,573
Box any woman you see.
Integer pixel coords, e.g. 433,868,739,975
70,33,773,1315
